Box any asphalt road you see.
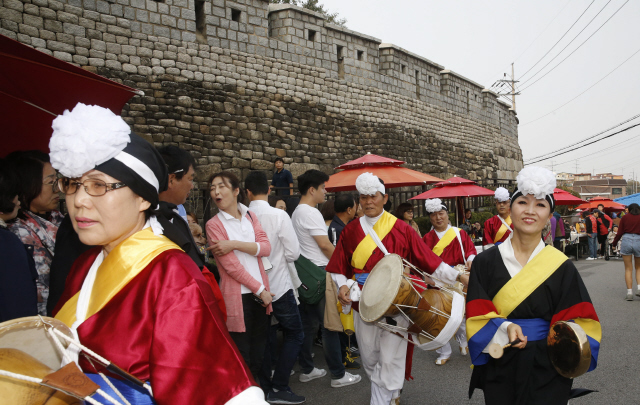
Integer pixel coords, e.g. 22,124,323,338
286,257,640,404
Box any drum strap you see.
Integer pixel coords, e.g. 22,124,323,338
359,215,389,256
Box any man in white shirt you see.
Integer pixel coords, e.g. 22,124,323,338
245,171,305,405
291,170,362,389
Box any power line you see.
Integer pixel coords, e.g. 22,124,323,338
518,0,595,81
551,133,640,168
483,0,573,86
525,122,640,165
524,113,640,162
520,46,640,126
519,0,630,92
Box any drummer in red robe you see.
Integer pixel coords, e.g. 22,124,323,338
326,172,468,405
421,198,477,365
50,103,266,404
482,187,513,248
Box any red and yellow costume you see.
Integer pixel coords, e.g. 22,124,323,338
422,226,477,266
54,228,258,404
482,215,512,246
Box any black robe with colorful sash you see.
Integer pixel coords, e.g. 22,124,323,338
466,246,601,404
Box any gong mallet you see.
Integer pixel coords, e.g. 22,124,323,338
488,338,522,359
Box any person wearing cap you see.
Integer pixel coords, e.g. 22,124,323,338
50,104,266,405
466,166,601,404
326,172,468,405
421,198,477,365
482,187,512,248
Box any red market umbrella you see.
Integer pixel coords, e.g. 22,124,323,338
553,188,586,205
410,177,495,199
1,34,141,157
325,165,443,192
410,177,495,224
576,197,626,213
336,153,405,169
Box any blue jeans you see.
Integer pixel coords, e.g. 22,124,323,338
298,295,345,379
260,289,304,392
588,233,598,258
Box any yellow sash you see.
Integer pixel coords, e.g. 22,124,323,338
432,227,457,257
351,211,397,269
494,216,512,242
493,246,567,317
56,228,181,327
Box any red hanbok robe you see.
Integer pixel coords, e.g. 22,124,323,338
422,227,477,267
326,213,444,292
54,230,256,405
483,215,512,246
326,212,449,382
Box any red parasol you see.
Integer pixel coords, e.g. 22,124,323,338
553,188,586,206
410,177,495,200
325,153,443,192
1,34,140,157
576,197,626,212
409,177,495,224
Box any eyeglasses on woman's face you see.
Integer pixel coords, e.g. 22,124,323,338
57,178,128,197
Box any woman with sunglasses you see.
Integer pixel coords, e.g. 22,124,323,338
51,103,266,405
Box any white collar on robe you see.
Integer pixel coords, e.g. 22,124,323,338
434,224,452,239
364,210,384,227
498,237,545,278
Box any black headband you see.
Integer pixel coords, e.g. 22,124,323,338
510,189,555,212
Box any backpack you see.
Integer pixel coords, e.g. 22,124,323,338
294,255,326,305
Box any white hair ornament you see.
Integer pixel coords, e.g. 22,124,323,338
424,198,447,214
49,103,131,177
355,172,385,196
515,166,556,200
494,187,510,202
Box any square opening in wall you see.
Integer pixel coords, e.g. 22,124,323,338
456,86,460,95
195,0,206,43
357,50,364,61
308,29,316,41
401,64,406,74
429,75,433,85
231,8,241,22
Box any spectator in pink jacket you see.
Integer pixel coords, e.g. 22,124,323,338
206,171,273,382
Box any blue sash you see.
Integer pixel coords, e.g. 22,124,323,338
474,318,549,366
85,374,155,405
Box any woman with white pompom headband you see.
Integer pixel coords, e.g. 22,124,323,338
466,166,601,404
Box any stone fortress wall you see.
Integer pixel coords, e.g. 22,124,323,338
1,0,523,184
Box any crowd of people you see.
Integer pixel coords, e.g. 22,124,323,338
0,103,608,405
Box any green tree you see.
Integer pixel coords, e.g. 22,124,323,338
270,0,347,26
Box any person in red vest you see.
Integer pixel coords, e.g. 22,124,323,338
422,198,477,365
482,187,512,248
595,204,612,258
582,211,599,260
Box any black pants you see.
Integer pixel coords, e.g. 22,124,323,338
229,294,269,381
598,234,607,256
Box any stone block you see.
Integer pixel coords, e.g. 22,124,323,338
47,40,75,53
232,158,250,168
23,14,44,28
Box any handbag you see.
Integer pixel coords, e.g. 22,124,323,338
294,255,326,305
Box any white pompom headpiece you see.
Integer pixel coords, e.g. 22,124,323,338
355,172,385,196
49,103,131,177
494,187,510,202
511,166,556,211
424,198,447,214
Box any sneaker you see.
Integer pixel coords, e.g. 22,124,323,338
435,357,449,365
344,357,361,370
586,257,595,261
331,371,362,388
348,346,360,358
459,346,468,356
314,336,323,348
626,292,634,301
299,367,326,383
266,388,306,404
636,291,640,297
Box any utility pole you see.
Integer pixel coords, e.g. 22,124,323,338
496,63,520,111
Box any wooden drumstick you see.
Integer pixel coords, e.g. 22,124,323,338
488,338,522,359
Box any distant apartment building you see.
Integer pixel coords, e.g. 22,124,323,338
572,178,627,199
592,173,624,180
556,172,574,186
574,173,592,181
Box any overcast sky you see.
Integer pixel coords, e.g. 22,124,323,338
320,0,640,180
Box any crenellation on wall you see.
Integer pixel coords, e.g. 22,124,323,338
2,0,522,180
